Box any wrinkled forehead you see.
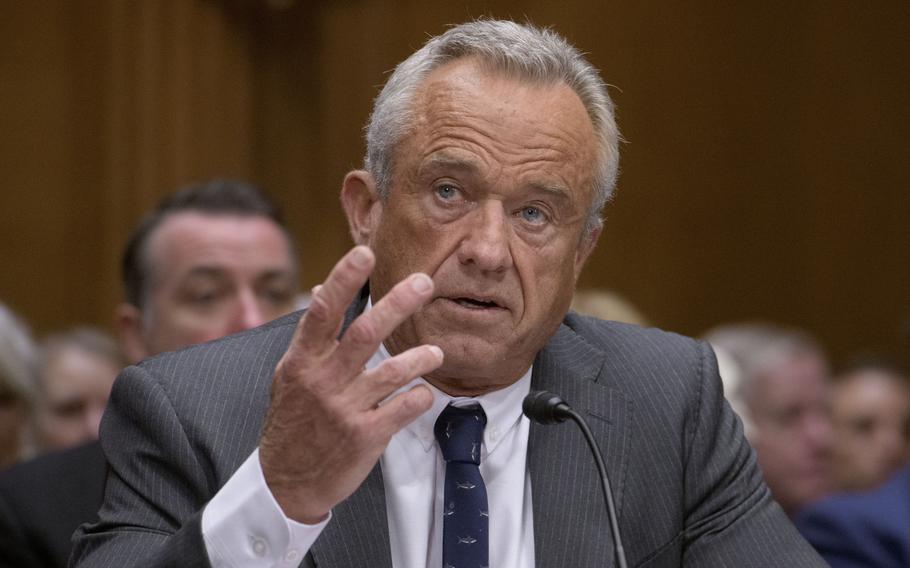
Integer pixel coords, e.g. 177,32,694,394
411,56,595,131
401,59,599,183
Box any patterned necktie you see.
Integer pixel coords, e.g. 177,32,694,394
434,403,489,568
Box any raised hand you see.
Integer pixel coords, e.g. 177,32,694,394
259,245,442,523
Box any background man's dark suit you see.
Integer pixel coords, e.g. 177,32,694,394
796,466,910,567
0,441,106,567
71,300,825,567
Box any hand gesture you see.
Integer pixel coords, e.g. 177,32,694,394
259,245,441,523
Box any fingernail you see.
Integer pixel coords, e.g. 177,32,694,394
351,246,371,268
429,345,444,360
410,273,432,293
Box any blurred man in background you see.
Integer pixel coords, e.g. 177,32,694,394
0,179,300,567
828,357,910,492
705,322,834,516
115,179,299,361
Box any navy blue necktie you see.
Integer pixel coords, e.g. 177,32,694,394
434,403,489,568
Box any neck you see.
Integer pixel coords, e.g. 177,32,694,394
424,367,528,397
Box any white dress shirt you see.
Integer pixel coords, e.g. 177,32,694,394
203,319,535,568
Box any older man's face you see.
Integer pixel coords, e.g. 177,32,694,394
359,59,600,394
749,352,833,514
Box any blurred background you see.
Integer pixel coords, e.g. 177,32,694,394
1,0,908,364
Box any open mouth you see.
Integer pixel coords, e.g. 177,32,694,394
452,297,502,310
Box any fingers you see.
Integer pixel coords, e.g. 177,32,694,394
373,384,435,437
335,272,435,374
351,344,444,409
296,246,374,354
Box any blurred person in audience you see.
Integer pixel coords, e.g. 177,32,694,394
704,323,833,516
115,179,299,361
710,342,756,440
829,356,910,492
33,328,124,452
0,303,37,469
0,179,300,568
571,288,650,326
796,465,910,567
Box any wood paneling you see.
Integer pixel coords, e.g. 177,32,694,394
1,1,908,363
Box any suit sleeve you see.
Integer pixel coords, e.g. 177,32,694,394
680,342,826,567
69,364,214,568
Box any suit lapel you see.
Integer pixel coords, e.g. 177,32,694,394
529,323,632,567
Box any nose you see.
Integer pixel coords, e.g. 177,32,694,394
456,201,513,273
229,289,268,332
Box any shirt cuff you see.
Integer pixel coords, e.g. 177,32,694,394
201,448,331,568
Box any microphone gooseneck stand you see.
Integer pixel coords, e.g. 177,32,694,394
522,390,629,568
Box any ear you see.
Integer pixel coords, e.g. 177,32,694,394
340,170,383,246
114,303,150,364
573,226,602,281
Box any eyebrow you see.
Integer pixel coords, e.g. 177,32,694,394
418,153,481,177
181,266,294,282
527,181,572,204
420,153,574,201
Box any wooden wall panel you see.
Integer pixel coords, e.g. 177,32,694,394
1,1,908,364
1,0,257,335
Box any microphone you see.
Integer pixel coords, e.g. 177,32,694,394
523,390,628,568
521,390,572,424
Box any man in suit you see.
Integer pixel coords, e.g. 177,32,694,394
0,180,299,567
72,21,825,567
796,466,910,567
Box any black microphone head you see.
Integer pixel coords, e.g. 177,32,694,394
523,390,572,424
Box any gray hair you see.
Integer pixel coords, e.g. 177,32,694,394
37,327,125,395
0,303,37,405
704,322,825,411
365,19,620,235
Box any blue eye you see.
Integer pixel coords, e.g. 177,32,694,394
521,206,545,224
435,184,459,200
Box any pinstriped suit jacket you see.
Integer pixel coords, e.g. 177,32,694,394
70,303,825,567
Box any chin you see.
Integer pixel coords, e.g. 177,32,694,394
433,336,529,384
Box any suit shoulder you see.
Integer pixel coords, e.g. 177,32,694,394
559,312,717,409
137,310,302,380
564,311,708,364
112,310,302,441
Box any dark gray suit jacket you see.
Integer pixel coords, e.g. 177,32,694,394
70,306,825,567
